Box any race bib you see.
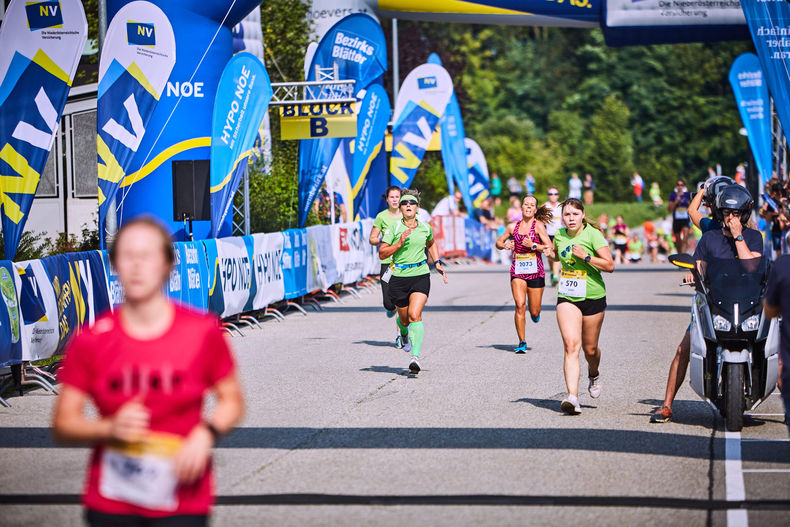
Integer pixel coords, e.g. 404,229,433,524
514,253,538,275
381,266,393,283
614,234,627,245
99,433,182,511
675,207,689,220
559,269,587,298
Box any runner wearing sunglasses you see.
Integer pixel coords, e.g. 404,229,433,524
379,190,448,373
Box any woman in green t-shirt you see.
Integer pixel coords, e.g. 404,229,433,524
543,198,615,415
369,186,403,328
379,189,448,374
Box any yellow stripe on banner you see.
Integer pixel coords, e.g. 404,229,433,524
209,149,254,193
418,99,441,117
32,49,72,86
351,142,382,200
378,0,529,15
0,143,41,223
208,257,219,296
97,135,125,183
126,61,160,100
120,137,211,187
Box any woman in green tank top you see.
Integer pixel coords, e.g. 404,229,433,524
379,189,448,374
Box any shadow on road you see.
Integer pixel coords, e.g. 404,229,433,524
324,304,689,314
477,344,532,352
359,365,411,377
354,340,395,348
513,398,596,414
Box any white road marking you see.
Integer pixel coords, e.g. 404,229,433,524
741,438,790,443
741,469,790,473
725,430,748,527
743,413,785,417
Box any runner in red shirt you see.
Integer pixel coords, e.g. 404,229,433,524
52,217,244,526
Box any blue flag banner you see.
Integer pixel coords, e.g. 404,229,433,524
351,84,391,219
0,260,22,367
298,13,387,227
741,0,790,150
465,138,490,208
210,52,272,238
427,53,472,213
97,1,175,247
282,229,309,299
729,53,772,191
390,63,453,189
0,0,87,259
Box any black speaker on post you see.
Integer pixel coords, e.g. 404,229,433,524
172,160,210,239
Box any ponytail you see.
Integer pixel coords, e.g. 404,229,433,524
534,204,554,224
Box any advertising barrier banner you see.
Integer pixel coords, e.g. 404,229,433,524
15,258,58,361
306,224,337,292
96,1,175,245
250,232,284,310
390,63,453,188
333,221,367,284
360,219,379,277
0,0,87,259
210,52,272,237
168,241,209,311
298,13,387,227
205,236,254,318
0,260,21,366
99,250,123,310
283,229,309,299
729,53,772,190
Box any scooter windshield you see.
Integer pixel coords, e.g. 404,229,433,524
702,257,767,314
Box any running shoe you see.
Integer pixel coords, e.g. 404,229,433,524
402,335,412,353
588,374,601,399
530,313,540,323
395,335,405,349
650,406,672,423
514,341,527,354
386,309,397,318
560,395,581,415
409,356,421,373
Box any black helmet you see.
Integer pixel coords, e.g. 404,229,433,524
704,176,735,208
714,184,753,224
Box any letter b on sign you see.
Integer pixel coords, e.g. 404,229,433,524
310,118,328,137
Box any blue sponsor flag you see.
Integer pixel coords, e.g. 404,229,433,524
210,52,272,238
742,1,790,148
351,83,390,219
428,53,472,213
298,14,387,227
729,53,772,190
0,0,86,259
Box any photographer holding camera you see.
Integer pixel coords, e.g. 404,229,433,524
760,181,789,260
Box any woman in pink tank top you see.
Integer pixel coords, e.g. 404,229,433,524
495,196,553,353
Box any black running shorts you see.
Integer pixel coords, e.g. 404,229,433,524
557,296,607,316
388,273,431,308
511,276,545,288
672,219,689,234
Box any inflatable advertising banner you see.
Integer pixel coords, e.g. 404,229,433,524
390,63,453,188
232,6,263,60
352,84,390,219
729,53,772,191
465,138,490,208
0,260,22,366
742,0,790,147
97,1,175,246
0,0,87,259
205,236,254,317
282,229,309,299
15,259,58,361
428,53,472,213
209,52,272,238
250,232,285,310
298,13,387,227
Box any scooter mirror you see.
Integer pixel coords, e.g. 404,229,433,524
669,253,695,269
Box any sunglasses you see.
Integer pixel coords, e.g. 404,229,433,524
721,209,742,216
401,200,418,206
548,192,559,196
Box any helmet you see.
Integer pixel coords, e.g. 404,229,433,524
703,176,735,208
714,184,753,224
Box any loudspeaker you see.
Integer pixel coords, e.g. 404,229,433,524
172,160,210,222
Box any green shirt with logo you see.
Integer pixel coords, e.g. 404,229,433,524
373,209,402,264
554,224,609,301
383,219,433,277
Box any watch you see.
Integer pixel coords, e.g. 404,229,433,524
735,235,744,242
584,254,592,263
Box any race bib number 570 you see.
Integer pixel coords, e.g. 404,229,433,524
558,269,587,298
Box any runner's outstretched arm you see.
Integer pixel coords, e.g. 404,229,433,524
688,188,706,230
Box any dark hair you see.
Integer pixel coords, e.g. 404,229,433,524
382,186,402,200
560,198,603,233
523,196,553,224
399,188,421,205
109,215,175,268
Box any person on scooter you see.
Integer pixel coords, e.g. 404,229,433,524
650,180,752,423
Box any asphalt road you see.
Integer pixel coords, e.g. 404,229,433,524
0,261,788,526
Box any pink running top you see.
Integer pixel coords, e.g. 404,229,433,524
510,219,545,280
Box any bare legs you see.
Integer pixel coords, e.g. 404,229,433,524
510,279,545,342
557,303,605,397
661,331,691,409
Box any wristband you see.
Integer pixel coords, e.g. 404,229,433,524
435,260,445,267
204,421,221,442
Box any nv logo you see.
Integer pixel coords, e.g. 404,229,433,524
0,88,57,223
127,21,156,47
417,76,438,90
25,1,63,30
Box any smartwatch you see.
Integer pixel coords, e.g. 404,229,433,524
584,254,592,263
531,243,538,251
735,235,744,242
435,260,445,267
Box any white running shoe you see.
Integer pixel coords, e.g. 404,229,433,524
588,375,601,399
560,394,581,415
409,356,421,373
402,336,412,353
395,335,405,349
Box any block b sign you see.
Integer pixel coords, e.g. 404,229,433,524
279,102,356,140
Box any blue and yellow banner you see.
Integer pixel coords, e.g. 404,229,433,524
0,0,86,259
465,138,490,208
351,83,390,219
209,52,272,238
